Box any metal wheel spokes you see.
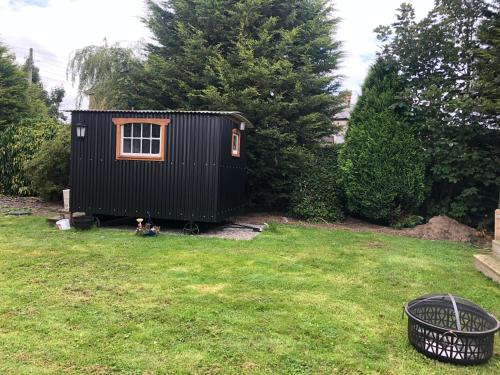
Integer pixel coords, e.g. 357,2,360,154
183,222,200,235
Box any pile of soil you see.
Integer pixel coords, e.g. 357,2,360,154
237,213,484,244
405,215,481,243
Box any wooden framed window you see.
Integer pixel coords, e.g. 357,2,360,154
231,128,241,157
113,118,170,161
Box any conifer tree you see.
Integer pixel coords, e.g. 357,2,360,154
142,0,342,207
338,58,425,224
0,42,64,195
0,42,28,129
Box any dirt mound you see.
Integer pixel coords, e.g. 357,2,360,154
405,215,480,243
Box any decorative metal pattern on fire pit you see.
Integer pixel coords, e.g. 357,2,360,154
404,294,499,365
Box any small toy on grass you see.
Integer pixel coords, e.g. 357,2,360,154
135,212,160,236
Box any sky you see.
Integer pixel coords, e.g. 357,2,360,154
0,0,435,110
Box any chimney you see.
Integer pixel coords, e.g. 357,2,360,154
342,91,352,109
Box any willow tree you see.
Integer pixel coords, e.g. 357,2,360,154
67,40,145,109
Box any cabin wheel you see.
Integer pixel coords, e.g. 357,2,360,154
183,221,200,235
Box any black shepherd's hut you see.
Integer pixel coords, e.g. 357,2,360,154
69,110,253,226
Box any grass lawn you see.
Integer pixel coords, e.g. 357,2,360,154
0,216,498,374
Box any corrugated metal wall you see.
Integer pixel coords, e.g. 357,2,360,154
70,111,247,223
217,118,247,218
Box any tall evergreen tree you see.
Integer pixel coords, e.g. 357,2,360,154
338,58,425,224
0,42,28,129
142,0,342,207
0,42,65,196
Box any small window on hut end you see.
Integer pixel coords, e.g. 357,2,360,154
231,128,241,157
112,118,170,161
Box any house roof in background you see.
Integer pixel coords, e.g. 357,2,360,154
334,110,351,120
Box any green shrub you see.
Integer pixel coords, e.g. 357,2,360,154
338,58,425,224
392,215,424,229
422,124,500,229
24,125,70,201
289,146,344,222
0,116,60,196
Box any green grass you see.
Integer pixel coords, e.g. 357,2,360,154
0,216,498,374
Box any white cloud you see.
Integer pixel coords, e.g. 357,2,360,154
0,0,435,109
0,0,151,110
334,0,435,101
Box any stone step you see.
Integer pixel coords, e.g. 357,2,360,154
493,240,500,259
474,254,500,283
58,209,71,219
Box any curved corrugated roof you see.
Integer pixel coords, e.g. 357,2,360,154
68,110,254,128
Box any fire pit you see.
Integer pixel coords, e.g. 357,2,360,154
71,215,97,230
404,293,499,365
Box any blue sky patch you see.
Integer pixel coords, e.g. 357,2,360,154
9,0,50,7
361,53,375,63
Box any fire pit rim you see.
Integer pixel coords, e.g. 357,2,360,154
403,293,500,336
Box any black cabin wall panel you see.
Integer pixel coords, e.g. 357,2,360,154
216,118,247,218
70,111,232,222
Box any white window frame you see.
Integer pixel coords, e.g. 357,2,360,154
112,118,170,162
120,123,162,158
231,128,241,157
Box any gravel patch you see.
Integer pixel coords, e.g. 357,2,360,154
201,223,265,240
94,221,265,240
